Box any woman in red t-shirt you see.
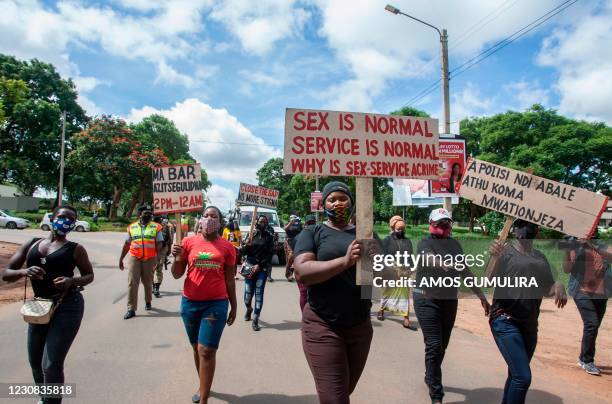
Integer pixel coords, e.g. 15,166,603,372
171,206,237,404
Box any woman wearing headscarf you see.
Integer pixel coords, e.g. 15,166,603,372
2,205,94,404
414,208,490,404
171,206,237,404
241,214,274,331
377,215,416,330
294,181,371,404
489,219,567,404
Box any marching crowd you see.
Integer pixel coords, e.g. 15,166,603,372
2,180,611,404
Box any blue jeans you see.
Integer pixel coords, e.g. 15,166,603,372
490,315,538,404
244,270,267,318
180,297,228,348
28,291,84,404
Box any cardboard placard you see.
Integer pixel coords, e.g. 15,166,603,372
152,164,203,215
284,108,440,179
430,137,467,197
458,158,609,238
310,191,323,212
237,183,279,209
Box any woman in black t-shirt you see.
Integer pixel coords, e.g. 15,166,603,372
294,181,371,404
488,219,567,404
2,205,94,404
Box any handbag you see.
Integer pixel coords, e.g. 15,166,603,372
20,276,69,324
19,238,68,324
240,257,259,279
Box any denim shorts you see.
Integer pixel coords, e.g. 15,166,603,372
180,297,229,349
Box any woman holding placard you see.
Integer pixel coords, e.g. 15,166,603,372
171,206,237,404
293,181,372,404
488,219,567,404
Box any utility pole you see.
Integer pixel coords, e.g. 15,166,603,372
315,176,320,222
58,111,66,206
441,29,453,216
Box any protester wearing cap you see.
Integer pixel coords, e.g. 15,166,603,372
414,208,490,404
294,181,372,404
284,214,303,282
489,219,567,403
119,204,163,319
377,215,416,330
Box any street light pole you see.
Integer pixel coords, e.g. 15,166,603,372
58,110,66,206
385,4,453,215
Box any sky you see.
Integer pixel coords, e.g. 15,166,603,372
2,0,611,210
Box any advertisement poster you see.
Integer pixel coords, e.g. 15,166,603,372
310,191,323,212
430,137,467,197
392,179,459,207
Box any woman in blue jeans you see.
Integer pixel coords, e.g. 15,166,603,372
2,205,94,404
488,219,567,404
172,206,237,404
240,214,274,331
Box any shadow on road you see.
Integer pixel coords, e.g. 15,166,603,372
210,391,318,403
258,319,302,331
143,307,181,318
444,386,563,404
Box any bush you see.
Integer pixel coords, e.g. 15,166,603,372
478,211,505,236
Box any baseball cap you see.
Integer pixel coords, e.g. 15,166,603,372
429,208,453,223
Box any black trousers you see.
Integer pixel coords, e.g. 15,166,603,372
574,291,608,364
413,293,458,400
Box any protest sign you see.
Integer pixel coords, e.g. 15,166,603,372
310,191,323,212
152,164,203,215
458,158,609,238
284,108,440,179
430,137,467,197
237,183,279,209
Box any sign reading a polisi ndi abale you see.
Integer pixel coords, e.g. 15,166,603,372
458,158,609,238
237,183,279,209
152,164,203,214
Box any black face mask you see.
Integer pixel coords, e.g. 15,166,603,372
141,213,152,224
515,224,537,239
393,230,405,239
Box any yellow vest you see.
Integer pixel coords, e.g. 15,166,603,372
128,222,161,261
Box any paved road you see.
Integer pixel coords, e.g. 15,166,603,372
0,229,606,403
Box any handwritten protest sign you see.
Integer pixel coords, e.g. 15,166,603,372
237,183,279,209
152,164,203,215
284,108,440,179
458,158,609,238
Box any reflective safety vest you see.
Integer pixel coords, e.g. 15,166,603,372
128,222,162,261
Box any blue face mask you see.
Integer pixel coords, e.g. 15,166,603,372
52,217,76,236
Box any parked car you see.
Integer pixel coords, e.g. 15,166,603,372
40,212,90,232
0,210,30,229
236,206,286,265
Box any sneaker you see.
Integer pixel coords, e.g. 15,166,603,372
244,306,253,321
268,277,274,283
191,393,200,403
123,310,136,319
582,362,601,376
145,302,152,311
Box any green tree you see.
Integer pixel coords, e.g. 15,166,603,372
0,55,87,195
131,115,190,163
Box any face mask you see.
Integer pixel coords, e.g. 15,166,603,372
141,213,152,224
324,203,352,223
257,221,268,230
515,224,537,239
200,217,220,235
429,222,452,238
393,230,405,239
52,217,76,236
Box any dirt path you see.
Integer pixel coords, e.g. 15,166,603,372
0,241,32,304
455,298,611,402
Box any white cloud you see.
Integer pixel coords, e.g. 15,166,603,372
210,0,310,55
127,98,281,184
504,80,550,110
206,184,237,212
537,1,612,123
314,0,562,111
239,70,284,87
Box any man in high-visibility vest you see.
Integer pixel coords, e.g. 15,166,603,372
119,204,163,319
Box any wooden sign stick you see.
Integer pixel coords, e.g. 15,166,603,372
484,168,533,279
356,178,373,285
248,206,258,244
